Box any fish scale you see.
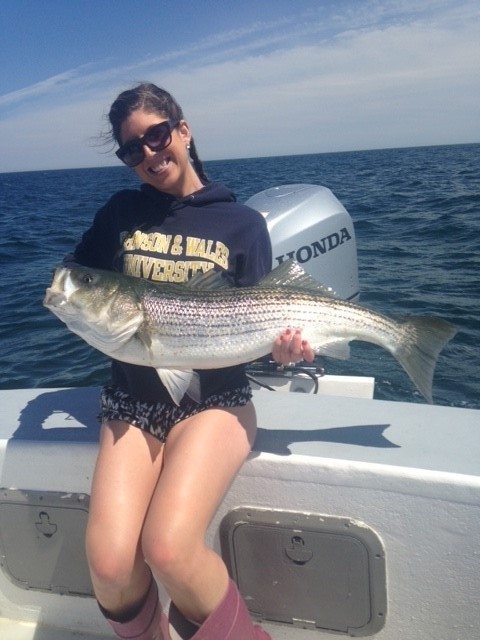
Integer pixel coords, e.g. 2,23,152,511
44,260,457,404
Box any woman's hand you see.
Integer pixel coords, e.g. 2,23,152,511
272,328,315,366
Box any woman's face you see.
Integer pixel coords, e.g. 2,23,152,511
119,109,203,197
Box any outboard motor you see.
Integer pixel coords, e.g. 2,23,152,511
245,184,359,301
244,185,372,397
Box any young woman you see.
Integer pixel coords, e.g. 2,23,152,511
67,83,313,640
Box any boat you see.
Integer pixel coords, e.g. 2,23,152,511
1,186,478,639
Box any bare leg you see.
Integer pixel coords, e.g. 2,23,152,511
85,420,165,618
141,402,257,623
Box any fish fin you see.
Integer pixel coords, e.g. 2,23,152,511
394,317,457,403
260,260,338,297
185,269,233,290
315,339,351,360
156,369,200,405
185,371,202,403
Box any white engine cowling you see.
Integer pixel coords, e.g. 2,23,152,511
245,184,359,301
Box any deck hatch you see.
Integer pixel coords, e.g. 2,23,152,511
0,488,93,596
220,508,386,636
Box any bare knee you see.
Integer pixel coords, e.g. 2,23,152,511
86,525,140,589
142,524,197,583
87,544,133,589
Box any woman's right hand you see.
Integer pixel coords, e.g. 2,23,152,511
272,328,315,366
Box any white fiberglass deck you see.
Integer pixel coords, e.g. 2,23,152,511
0,387,479,639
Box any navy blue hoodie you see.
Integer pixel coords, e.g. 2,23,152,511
66,182,272,402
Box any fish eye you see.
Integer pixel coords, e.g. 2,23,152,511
82,273,95,284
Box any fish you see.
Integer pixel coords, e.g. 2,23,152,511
43,260,457,405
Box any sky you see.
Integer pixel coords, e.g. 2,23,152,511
1,0,479,173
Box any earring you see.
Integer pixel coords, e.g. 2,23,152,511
186,144,191,151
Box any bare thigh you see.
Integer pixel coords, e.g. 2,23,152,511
142,402,257,575
86,420,165,586
86,403,256,619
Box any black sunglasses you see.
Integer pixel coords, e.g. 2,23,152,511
115,120,180,167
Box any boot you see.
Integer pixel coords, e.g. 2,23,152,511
190,579,271,640
104,577,170,639
168,600,200,639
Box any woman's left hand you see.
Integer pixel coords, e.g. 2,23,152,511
272,329,315,366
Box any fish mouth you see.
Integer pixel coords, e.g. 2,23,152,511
43,288,67,308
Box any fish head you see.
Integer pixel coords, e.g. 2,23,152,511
44,266,144,356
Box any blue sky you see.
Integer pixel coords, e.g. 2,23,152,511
1,0,479,172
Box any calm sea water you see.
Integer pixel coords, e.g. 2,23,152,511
0,144,478,408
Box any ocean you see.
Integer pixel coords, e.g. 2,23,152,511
1,143,478,408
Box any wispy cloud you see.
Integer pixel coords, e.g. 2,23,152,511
0,0,478,172
0,17,298,111
1,1,476,111
0,68,84,108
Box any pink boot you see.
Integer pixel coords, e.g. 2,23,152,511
191,579,271,640
104,578,170,639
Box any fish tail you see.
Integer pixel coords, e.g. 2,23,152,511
394,317,457,403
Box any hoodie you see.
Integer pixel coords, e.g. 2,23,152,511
66,181,273,403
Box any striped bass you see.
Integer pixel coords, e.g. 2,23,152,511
43,260,456,405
